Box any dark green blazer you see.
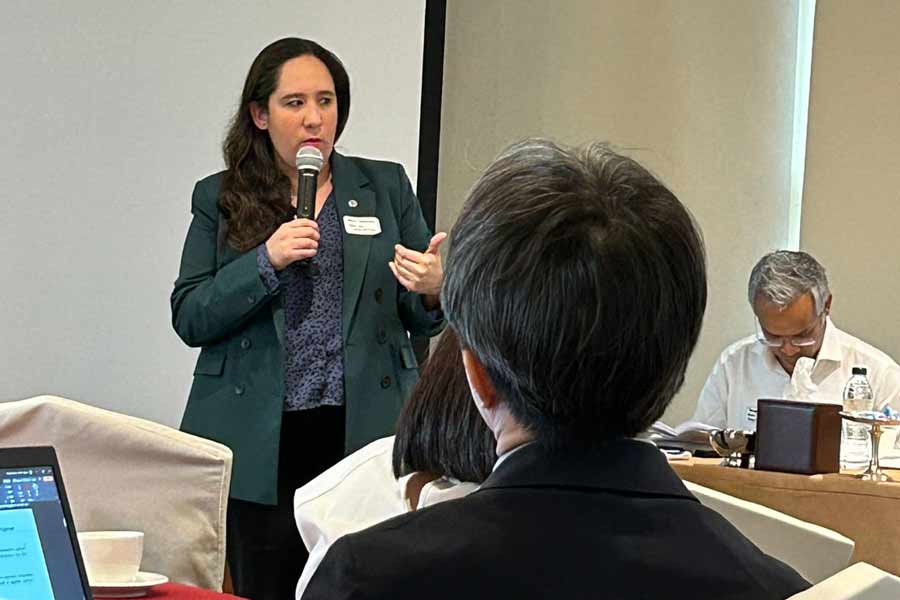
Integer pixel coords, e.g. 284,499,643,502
171,153,444,505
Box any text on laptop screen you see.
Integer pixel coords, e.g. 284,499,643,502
0,466,87,600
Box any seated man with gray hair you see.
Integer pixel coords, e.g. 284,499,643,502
693,250,900,431
303,140,809,599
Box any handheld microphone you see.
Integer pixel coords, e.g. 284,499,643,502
295,146,324,219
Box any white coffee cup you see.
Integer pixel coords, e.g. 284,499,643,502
77,531,144,583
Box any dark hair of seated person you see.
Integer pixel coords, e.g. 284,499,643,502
392,329,497,484
442,140,707,450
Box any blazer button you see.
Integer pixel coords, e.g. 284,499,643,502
240,338,252,350
234,384,245,396
374,288,384,304
380,376,392,389
376,329,387,344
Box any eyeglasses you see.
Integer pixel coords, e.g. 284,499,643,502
755,314,825,348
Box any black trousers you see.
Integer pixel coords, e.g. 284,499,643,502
226,406,345,600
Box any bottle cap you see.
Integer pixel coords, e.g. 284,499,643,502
852,366,867,375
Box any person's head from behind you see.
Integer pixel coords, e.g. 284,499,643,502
442,139,708,450
748,250,832,375
222,38,351,251
392,328,496,483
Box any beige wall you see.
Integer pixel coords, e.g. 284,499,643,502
438,1,801,424
802,0,900,366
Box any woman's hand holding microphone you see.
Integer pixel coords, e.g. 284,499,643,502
265,218,320,271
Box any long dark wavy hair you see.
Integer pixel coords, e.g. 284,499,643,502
392,329,497,483
220,38,351,252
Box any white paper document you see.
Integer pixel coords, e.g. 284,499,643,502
644,420,719,452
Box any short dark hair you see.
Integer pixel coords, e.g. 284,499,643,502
442,139,707,449
392,329,497,483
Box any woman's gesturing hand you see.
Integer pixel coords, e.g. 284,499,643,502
265,218,320,270
389,232,447,296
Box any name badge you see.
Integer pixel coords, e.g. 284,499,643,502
343,216,382,236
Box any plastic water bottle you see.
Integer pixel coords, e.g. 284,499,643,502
841,366,875,468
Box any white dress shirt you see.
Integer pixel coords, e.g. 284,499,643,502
293,436,478,599
692,318,900,431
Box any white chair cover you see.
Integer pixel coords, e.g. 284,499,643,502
0,395,231,590
685,480,854,584
789,562,900,599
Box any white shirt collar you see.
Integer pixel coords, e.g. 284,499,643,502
816,317,842,363
492,440,535,472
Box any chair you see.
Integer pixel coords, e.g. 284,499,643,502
0,395,232,590
685,481,854,584
789,562,900,599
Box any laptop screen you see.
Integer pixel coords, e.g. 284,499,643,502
0,449,91,600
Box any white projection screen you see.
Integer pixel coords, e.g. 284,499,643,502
0,1,434,426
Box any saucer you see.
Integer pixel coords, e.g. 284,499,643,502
91,571,168,598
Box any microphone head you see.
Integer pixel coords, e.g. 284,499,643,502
296,145,324,172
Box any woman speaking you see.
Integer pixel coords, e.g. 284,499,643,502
171,38,445,600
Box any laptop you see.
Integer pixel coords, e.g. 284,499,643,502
0,446,93,600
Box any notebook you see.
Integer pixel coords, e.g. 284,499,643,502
0,446,93,600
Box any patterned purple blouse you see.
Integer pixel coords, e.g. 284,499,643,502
256,193,344,411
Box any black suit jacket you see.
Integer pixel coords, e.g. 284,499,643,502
303,439,809,599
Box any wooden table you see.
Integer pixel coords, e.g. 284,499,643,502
671,458,900,575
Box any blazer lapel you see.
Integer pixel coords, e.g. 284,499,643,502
331,152,375,341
